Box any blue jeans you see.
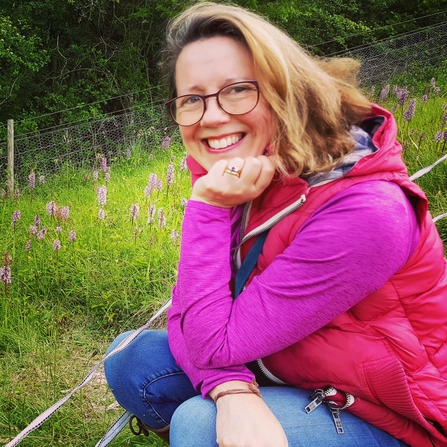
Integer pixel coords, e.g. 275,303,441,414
104,330,409,447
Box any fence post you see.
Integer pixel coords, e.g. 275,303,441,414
7,119,14,199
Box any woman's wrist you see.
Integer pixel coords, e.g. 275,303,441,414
209,379,261,403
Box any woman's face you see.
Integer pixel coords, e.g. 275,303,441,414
175,36,275,171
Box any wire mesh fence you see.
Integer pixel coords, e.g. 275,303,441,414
0,103,179,190
333,21,447,85
0,22,446,190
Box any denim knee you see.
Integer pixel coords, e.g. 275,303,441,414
171,396,217,447
104,330,198,428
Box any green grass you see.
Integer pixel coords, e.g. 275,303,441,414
1,72,446,447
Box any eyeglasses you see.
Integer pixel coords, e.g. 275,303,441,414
166,81,260,127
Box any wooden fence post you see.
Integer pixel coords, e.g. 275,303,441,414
7,119,14,199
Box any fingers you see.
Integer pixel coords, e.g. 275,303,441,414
192,156,275,207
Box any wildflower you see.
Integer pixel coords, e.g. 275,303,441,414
29,171,36,189
161,136,171,150
130,203,140,223
180,157,188,171
444,131,447,141
25,240,31,252
46,200,57,217
0,266,11,285
100,157,108,172
56,226,62,233
434,87,441,96
435,131,442,143
170,230,179,243
14,189,20,199
180,198,188,207
379,85,390,102
93,170,99,181
149,153,153,162
398,88,408,106
403,99,416,122
34,215,41,227
39,175,45,185
156,179,163,192
166,162,175,187
11,210,21,227
97,185,107,207
422,95,428,104
53,239,61,252
36,227,47,241
158,208,166,229
430,78,436,88
69,229,77,243
147,204,156,224
144,173,158,198
61,206,70,221
390,104,398,114
1,189,6,199
126,148,132,159
29,225,38,236
105,172,111,183
98,208,105,220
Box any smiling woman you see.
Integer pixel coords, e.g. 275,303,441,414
104,3,447,447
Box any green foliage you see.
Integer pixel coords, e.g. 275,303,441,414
0,0,446,129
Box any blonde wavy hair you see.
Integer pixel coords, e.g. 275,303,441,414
162,2,372,177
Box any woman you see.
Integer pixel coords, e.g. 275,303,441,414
104,3,447,447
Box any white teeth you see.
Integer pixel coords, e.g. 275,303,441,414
208,134,242,149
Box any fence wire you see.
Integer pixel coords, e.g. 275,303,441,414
0,104,178,188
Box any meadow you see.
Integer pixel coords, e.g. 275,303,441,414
1,74,447,447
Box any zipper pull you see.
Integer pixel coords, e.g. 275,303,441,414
305,389,325,414
328,404,344,434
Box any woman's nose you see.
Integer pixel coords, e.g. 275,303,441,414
200,97,231,127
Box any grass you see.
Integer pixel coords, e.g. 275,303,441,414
1,72,446,447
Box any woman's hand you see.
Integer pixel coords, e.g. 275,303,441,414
209,381,288,447
191,156,275,208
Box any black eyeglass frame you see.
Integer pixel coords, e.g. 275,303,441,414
165,80,260,127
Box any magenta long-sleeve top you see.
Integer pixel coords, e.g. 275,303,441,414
167,180,420,397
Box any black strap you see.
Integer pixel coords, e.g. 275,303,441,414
234,231,269,298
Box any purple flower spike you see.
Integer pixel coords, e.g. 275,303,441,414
130,203,140,222
39,175,45,185
53,240,61,252
166,162,175,187
69,230,77,243
161,136,171,150
403,99,416,122
98,208,105,220
11,210,21,227
25,240,31,252
0,266,11,285
147,204,156,224
46,201,57,217
97,185,107,207
100,157,108,173
29,171,36,190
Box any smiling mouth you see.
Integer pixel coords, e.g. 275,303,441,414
207,134,243,149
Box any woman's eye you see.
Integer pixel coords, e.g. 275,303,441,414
182,95,201,106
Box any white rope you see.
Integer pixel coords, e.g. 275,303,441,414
409,153,447,223
409,153,447,181
4,299,172,447
94,411,133,447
